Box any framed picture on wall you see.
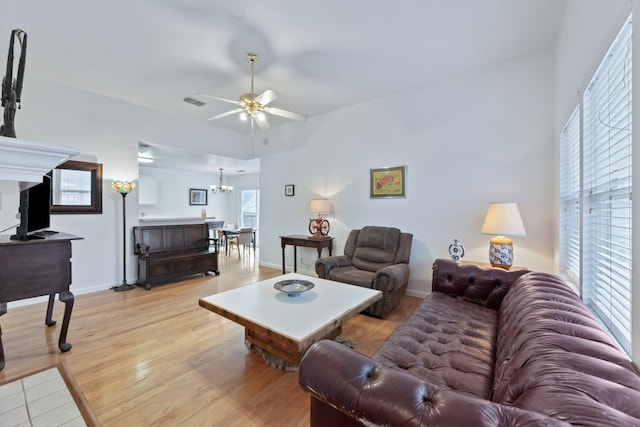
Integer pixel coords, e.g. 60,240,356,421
370,165,406,198
285,184,295,196
189,188,208,205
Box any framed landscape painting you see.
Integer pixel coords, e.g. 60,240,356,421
189,188,208,205
370,165,406,198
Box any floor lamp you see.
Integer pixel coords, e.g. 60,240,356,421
112,181,136,292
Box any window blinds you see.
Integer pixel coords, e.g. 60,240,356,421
559,105,581,285
582,16,632,354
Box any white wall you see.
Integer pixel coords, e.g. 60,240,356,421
138,165,230,220
257,51,556,297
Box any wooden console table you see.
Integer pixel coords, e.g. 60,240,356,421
0,232,82,370
279,235,334,274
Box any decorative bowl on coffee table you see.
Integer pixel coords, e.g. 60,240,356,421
274,279,314,297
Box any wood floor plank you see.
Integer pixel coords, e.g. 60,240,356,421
0,252,421,426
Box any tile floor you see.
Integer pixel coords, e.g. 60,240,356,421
0,367,86,427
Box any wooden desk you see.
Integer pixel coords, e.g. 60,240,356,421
0,232,82,370
280,235,334,274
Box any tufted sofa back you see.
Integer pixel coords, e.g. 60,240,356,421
431,258,528,309
493,272,640,425
344,226,411,272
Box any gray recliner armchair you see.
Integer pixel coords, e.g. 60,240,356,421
315,226,413,318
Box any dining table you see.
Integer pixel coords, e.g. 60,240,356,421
218,228,257,255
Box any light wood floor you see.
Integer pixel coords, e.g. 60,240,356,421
0,251,421,426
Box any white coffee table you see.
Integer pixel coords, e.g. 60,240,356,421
198,273,382,369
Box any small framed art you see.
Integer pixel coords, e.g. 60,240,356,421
189,188,208,205
285,184,295,196
370,165,406,198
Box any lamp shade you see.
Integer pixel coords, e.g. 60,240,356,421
481,203,526,237
112,181,136,195
310,198,331,215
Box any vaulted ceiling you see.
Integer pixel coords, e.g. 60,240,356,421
2,1,566,172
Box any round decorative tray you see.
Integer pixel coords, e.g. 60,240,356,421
274,279,314,297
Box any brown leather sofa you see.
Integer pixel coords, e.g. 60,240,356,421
299,259,640,426
315,226,413,318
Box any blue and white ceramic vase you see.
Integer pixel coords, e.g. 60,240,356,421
448,239,465,263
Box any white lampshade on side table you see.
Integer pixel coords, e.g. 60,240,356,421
481,202,526,270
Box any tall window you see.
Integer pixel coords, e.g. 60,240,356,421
240,189,259,229
560,15,632,355
559,106,581,285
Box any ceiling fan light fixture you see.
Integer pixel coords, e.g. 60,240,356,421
200,52,307,129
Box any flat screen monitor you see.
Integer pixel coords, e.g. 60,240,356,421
11,175,51,240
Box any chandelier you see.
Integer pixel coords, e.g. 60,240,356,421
211,168,233,194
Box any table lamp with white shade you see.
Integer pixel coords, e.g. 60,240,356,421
481,202,526,270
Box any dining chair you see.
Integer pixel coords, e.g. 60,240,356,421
228,229,254,258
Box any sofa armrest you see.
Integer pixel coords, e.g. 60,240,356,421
374,263,409,293
432,258,529,310
300,340,570,427
315,255,352,278
298,340,570,427
300,339,426,425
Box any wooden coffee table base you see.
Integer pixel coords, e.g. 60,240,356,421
244,326,342,371
200,303,346,370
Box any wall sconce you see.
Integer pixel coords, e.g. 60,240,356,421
309,198,331,238
210,168,233,195
481,202,526,270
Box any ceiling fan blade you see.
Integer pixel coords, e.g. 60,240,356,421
255,115,271,131
254,89,280,106
265,106,308,122
195,93,242,106
206,108,244,121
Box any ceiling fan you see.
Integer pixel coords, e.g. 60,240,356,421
196,52,307,131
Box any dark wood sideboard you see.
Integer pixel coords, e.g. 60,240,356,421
0,232,82,370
